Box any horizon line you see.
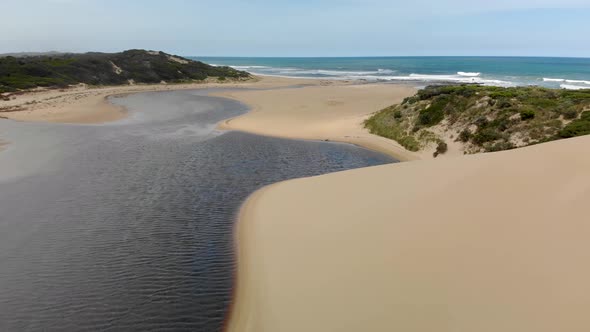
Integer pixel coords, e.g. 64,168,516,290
2,50,589,60
188,55,590,60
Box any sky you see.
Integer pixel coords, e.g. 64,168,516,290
2,0,590,57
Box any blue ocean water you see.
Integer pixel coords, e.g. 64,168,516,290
191,56,590,90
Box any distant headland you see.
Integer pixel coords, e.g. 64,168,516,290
0,49,250,93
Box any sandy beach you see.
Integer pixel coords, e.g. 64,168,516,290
0,76,320,124
227,135,590,332
216,84,419,160
1,76,419,160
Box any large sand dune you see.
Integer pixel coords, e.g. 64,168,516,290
228,134,590,332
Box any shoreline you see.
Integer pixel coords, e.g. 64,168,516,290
1,76,420,161
223,183,275,332
0,76,319,124
214,84,419,161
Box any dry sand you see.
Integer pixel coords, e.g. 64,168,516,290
216,84,419,160
0,76,323,124
227,135,590,332
1,76,419,160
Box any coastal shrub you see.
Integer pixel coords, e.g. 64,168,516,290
562,109,578,120
488,116,511,132
364,111,419,152
558,111,590,138
474,117,488,128
520,109,536,120
496,99,512,109
473,128,502,145
436,141,448,154
561,90,590,101
458,129,472,142
0,50,250,91
417,97,448,127
417,88,443,100
398,136,420,152
402,96,418,105
529,97,559,109
490,89,519,99
367,84,590,155
486,141,516,152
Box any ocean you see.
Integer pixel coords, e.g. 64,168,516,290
192,56,590,90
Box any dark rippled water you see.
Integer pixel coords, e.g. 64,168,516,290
0,89,396,331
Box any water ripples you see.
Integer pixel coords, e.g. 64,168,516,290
0,90,396,331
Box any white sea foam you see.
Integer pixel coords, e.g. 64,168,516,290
565,79,590,85
230,65,271,70
561,84,590,90
346,74,511,86
230,65,397,78
457,72,481,77
228,64,512,86
544,78,590,85
543,78,565,82
402,74,510,86
276,68,397,77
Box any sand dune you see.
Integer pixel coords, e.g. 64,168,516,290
228,135,590,332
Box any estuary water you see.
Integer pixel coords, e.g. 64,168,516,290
0,89,395,331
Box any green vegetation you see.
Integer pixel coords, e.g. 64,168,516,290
417,96,448,127
0,50,250,93
365,85,590,154
364,104,421,151
520,109,536,120
433,141,448,158
558,111,590,138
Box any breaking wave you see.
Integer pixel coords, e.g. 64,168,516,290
561,84,590,90
228,65,510,85
543,78,565,82
219,61,590,89
544,78,590,90
458,72,481,77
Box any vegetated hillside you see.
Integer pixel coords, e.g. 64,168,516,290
365,85,590,157
0,50,250,93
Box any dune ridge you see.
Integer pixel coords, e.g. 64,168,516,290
227,134,590,332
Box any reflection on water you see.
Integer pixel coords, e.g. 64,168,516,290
0,90,396,331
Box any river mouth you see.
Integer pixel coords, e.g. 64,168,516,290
0,89,396,331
